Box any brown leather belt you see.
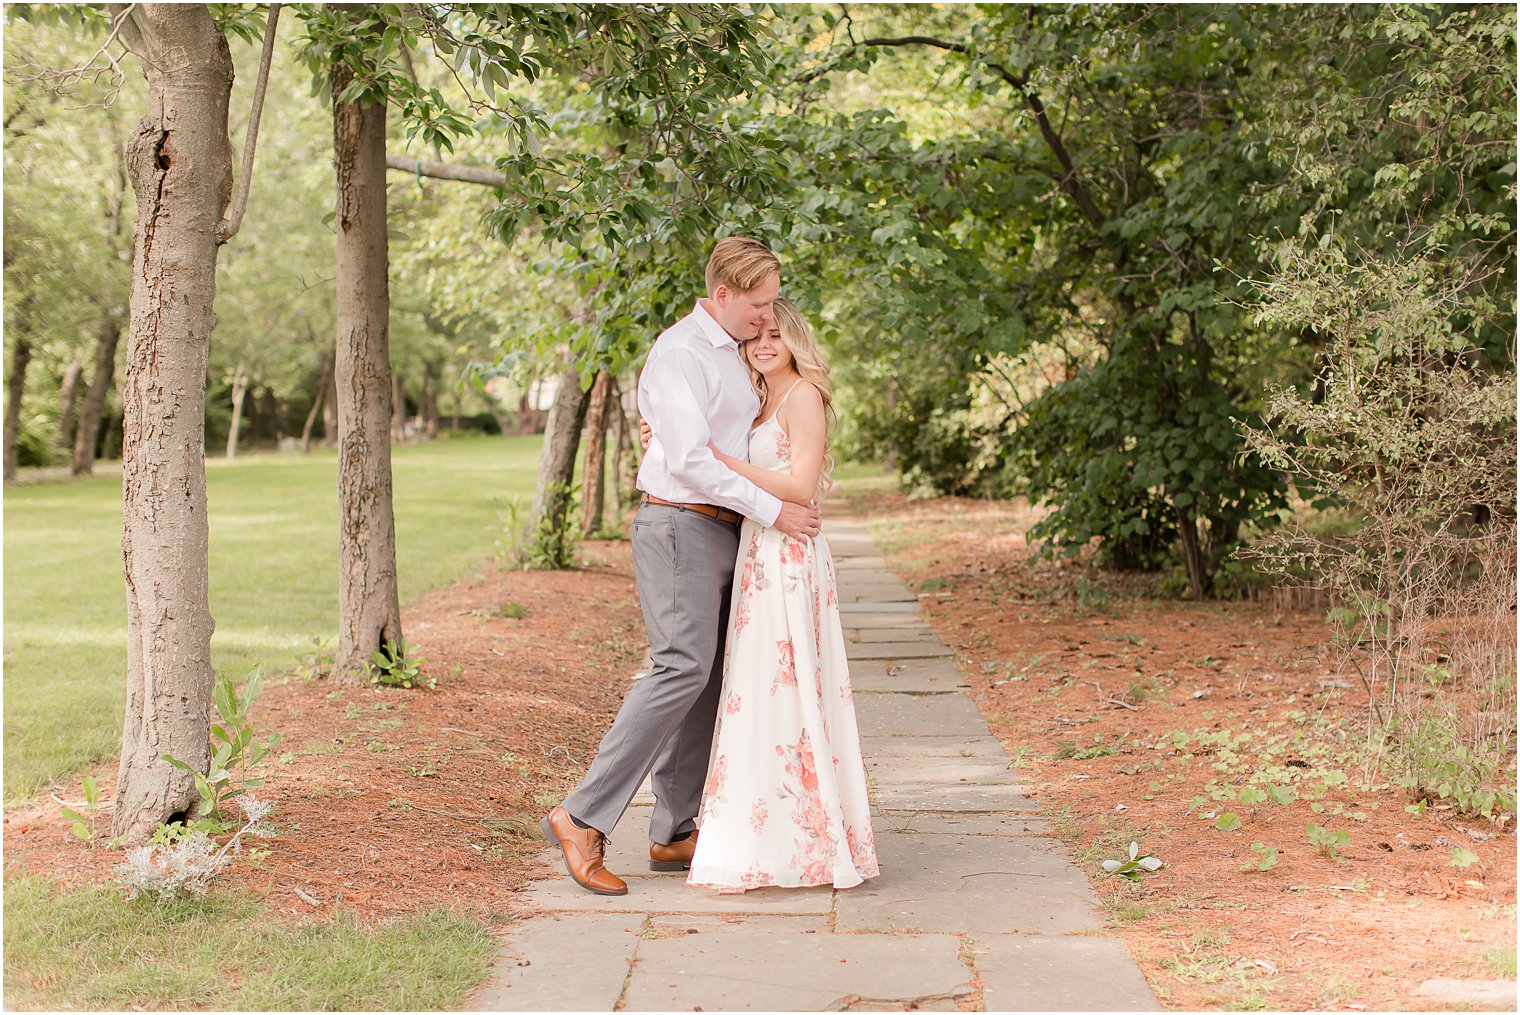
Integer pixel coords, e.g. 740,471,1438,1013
642,494,743,527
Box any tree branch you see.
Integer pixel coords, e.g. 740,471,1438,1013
385,154,509,189
859,33,1107,227
218,4,281,244
106,4,148,61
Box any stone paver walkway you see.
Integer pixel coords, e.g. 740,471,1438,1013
466,519,1159,1012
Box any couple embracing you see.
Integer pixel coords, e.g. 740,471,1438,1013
541,236,880,895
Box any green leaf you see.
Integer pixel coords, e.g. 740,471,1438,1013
1448,847,1480,868
1215,812,1242,832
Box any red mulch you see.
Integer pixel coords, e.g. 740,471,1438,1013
4,540,644,923
851,488,1517,1011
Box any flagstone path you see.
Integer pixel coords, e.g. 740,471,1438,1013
464,519,1160,1012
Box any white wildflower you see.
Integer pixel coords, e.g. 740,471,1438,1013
116,829,232,903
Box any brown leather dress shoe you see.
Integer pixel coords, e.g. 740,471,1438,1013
649,830,699,872
540,806,627,896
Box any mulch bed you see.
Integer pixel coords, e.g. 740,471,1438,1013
848,487,1516,1011
4,540,644,923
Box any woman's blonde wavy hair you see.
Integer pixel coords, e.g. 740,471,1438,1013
749,297,836,496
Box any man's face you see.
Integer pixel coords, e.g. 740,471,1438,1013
711,272,780,341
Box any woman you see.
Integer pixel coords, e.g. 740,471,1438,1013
649,298,879,892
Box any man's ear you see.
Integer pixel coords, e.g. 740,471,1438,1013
711,283,730,307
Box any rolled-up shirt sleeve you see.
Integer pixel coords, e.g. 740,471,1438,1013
644,348,783,526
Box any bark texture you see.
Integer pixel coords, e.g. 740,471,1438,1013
609,376,639,513
525,365,589,565
580,370,612,536
111,3,232,844
73,313,123,475
322,350,339,446
390,371,406,443
333,52,402,678
4,334,32,482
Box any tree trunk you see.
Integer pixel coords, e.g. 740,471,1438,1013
1176,505,1211,600
57,357,83,453
390,371,406,444
225,364,249,459
111,3,232,845
609,376,639,513
332,43,402,679
73,314,122,475
423,361,440,440
322,348,339,446
580,370,612,537
102,383,125,462
300,346,333,453
4,334,32,482
525,365,590,566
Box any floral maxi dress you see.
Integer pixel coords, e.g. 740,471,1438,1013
686,411,880,892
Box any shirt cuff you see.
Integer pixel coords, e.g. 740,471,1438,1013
756,491,783,528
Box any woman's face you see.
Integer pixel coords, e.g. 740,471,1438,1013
745,324,795,380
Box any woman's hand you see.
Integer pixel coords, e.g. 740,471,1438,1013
707,442,735,467
638,418,652,451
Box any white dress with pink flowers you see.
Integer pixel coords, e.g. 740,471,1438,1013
686,409,880,892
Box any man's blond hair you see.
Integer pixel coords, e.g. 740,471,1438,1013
705,236,780,296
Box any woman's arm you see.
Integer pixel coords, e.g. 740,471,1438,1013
709,382,827,504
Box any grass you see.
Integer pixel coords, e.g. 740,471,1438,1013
1,874,499,1010
3,434,543,800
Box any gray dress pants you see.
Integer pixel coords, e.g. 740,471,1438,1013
563,502,740,843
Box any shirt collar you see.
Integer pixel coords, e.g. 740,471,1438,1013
693,299,740,349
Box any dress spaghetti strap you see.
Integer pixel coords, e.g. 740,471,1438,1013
753,379,807,431
772,379,805,413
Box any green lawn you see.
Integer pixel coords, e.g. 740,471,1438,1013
2,874,500,1010
3,434,544,800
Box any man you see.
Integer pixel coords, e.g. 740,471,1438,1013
542,236,822,895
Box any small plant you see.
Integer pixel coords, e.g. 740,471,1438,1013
1448,847,1480,868
505,481,581,570
1102,841,1163,881
366,639,434,690
1236,786,1268,806
496,601,527,620
1240,843,1280,872
1073,574,1110,612
161,669,281,834
1394,717,1516,819
1214,811,1242,832
57,774,102,844
117,794,275,903
1306,822,1350,861
293,635,334,681
1053,734,1120,760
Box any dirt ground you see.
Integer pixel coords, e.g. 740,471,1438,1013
847,487,1517,1012
4,540,643,922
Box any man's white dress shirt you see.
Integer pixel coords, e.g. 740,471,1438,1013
637,301,783,526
